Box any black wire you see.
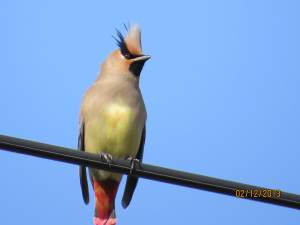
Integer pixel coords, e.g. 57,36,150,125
0,134,300,210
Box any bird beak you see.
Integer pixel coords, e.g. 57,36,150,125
134,55,151,62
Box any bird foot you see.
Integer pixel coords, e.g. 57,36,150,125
98,152,113,167
127,157,140,174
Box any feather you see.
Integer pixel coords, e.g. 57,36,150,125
113,22,143,57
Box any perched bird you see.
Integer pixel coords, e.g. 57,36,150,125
78,23,150,225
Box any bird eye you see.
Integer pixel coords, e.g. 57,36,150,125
123,53,130,59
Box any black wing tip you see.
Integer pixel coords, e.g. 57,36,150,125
84,195,90,205
121,126,145,209
79,165,90,205
121,197,129,209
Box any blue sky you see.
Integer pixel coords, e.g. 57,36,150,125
0,1,300,224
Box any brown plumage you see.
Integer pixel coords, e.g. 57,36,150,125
78,23,150,225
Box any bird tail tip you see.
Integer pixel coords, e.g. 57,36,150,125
94,217,117,225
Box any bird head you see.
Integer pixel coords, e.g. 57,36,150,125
98,23,150,81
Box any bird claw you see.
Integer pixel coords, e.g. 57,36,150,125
127,157,140,174
98,152,113,168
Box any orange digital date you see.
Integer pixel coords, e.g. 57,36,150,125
236,189,281,198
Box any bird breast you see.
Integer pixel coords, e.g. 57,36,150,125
85,98,143,161
102,100,136,150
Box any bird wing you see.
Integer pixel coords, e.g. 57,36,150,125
78,116,90,205
121,125,146,209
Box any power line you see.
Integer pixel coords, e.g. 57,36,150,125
0,134,300,210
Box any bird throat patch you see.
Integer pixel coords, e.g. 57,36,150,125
129,60,146,77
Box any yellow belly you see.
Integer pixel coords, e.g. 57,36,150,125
85,99,142,160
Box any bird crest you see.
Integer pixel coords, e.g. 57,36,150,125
114,22,143,56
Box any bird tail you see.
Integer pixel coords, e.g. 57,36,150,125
91,178,120,225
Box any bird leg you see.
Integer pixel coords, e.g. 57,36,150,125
98,152,113,168
127,157,140,174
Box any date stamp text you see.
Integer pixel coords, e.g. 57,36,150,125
236,189,281,198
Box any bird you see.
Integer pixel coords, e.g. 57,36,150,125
78,23,150,225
